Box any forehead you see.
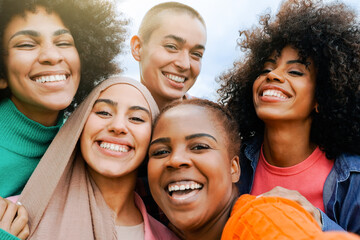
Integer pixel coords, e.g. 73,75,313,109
6,7,65,30
148,11,207,44
155,105,225,139
4,7,65,38
98,84,149,107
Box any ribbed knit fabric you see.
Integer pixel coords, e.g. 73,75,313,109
221,194,360,240
0,229,20,240
0,98,63,197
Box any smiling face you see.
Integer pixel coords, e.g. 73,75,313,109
80,84,152,181
2,6,81,125
132,11,206,108
148,104,239,234
253,46,317,123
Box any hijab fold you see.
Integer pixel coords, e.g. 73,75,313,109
19,76,159,239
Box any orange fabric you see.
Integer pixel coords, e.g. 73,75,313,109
221,194,360,240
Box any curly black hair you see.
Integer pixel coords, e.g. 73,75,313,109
0,0,128,112
217,0,360,159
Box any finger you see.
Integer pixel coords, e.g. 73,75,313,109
10,205,29,236
0,201,18,230
0,198,8,221
16,224,30,240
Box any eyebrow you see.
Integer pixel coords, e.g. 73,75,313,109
150,137,170,146
94,99,150,114
185,133,217,142
149,133,217,147
94,99,117,106
265,58,307,65
9,28,71,42
129,106,150,115
164,34,205,50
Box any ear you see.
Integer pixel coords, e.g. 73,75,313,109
0,78,8,89
230,155,240,183
130,35,142,62
314,102,319,113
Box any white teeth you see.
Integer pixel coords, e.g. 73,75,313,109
35,75,67,83
100,142,129,153
165,73,185,83
168,182,203,193
262,89,287,99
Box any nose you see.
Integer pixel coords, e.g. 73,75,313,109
174,51,190,71
165,148,192,169
266,70,285,83
108,116,128,135
38,43,64,65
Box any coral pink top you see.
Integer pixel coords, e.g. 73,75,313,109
251,147,334,211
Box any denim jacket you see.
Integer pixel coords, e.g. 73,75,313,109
238,137,360,234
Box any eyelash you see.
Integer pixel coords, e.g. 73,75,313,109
56,42,73,47
151,149,170,157
15,43,35,48
95,111,111,117
192,52,203,59
289,71,304,76
165,44,177,50
129,117,145,122
260,69,304,76
191,143,210,151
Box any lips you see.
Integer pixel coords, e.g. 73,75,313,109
30,71,70,83
96,138,133,155
99,141,130,153
34,74,68,83
259,85,292,100
166,180,203,199
163,72,187,83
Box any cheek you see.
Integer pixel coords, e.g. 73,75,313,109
67,50,81,73
134,126,152,152
147,159,162,190
190,60,201,76
252,78,261,94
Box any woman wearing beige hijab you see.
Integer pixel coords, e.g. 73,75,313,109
17,76,178,240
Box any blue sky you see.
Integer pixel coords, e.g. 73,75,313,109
117,0,360,101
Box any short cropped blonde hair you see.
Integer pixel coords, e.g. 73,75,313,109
138,2,206,43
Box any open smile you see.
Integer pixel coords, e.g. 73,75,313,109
163,72,187,83
259,85,292,101
166,180,203,200
99,141,131,153
30,72,70,83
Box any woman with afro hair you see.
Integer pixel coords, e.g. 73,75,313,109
218,0,360,234
0,0,127,198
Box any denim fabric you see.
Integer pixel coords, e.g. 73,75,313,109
239,136,360,234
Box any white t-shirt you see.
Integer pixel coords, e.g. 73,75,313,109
116,222,144,240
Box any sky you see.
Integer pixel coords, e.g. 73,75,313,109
116,0,360,101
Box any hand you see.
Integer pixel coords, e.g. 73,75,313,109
259,186,322,228
0,197,29,240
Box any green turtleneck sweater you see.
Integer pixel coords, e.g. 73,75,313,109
0,98,63,197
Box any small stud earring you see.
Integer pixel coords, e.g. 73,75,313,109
315,105,319,113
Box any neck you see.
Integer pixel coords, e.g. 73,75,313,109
262,119,316,167
140,79,184,110
88,169,143,225
10,97,59,126
181,189,238,240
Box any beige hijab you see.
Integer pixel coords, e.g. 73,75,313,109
19,76,159,239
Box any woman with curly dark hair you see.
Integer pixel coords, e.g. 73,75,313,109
218,0,360,234
0,0,127,199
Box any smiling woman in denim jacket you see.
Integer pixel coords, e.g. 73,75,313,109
218,0,360,234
